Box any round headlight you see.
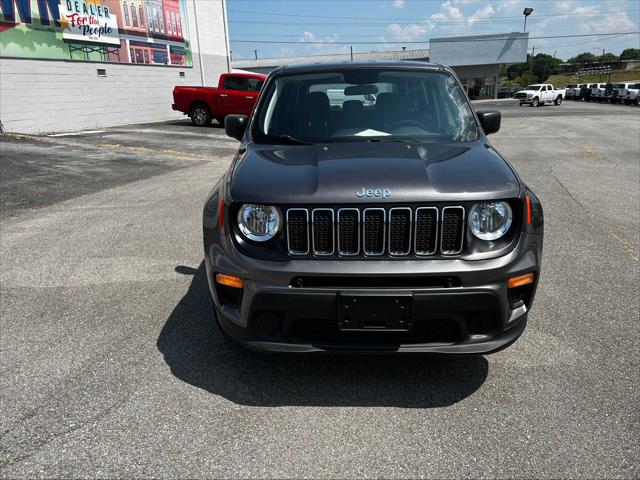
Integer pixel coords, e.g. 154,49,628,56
237,204,282,242
469,202,513,241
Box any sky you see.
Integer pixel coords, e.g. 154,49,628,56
226,0,640,62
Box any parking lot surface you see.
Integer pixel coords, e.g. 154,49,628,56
1,101,638,478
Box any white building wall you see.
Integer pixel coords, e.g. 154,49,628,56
0,0,229,134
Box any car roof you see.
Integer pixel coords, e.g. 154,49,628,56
226,72,267,79
271,60,445,75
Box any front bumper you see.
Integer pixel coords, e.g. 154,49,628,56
205,232,542,354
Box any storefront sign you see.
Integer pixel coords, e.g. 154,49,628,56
0,0,192,66
60,0,120,45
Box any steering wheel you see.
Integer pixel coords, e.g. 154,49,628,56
386,119,427,131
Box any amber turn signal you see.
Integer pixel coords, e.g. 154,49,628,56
215,273,244,289
507,273,535,289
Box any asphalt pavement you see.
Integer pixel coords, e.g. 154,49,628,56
1,101,638,478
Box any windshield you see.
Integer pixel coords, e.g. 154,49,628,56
253,69,478,144
525,85,541,90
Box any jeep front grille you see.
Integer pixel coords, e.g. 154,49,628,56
286,206,464,257
286,209,309,255
388,208,412,255
440,206,465,255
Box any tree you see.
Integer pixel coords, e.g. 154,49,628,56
620,48,640,60
506,62,527,80
531,53,561,82
502,54,561,83
568,52,597,64
515,74,533,87
598,53,619,63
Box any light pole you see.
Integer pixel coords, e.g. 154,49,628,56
523,7,533,32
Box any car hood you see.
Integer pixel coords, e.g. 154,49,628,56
516,90,538,95
229,140,521,204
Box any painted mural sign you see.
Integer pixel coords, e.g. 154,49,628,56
59,0,120,45
0,0,192,66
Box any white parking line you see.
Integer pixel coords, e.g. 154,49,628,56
47,130,106,137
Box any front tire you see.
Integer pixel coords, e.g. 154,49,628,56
190,103,212,127
531,97,540,107
554,95,563,106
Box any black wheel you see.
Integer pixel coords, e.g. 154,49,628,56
531,97,539,107
190,103,212,127
554,95,563,106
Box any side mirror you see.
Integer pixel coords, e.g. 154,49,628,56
476,110,501,135
225,114,248,141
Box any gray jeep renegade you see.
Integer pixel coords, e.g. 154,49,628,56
203,62,543,354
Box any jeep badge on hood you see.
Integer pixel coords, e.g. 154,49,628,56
356,187,392,199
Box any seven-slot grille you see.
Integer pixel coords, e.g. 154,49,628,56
287,206,464,257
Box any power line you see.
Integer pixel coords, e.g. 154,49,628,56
228,13,636,27
228,25,636,39
228,8,636,22
229,0,612,2
230,31,640,45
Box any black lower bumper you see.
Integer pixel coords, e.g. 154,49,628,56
215,298,527,354
212,284,531,354
205,232,542,354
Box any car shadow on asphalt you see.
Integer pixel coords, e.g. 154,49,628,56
157,262,488,408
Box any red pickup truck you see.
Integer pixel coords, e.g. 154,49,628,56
172,72,267,127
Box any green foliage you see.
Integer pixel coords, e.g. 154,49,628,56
515,74,534,87
597,53,619,63
504,54,561,84
568,52,597,64
545,66,640,87
620,48,640,61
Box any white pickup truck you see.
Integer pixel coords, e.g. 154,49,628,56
624,82,640,105
590,83,608,101
515,83,566,107
613,81,640,104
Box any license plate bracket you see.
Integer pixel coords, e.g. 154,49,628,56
337,294,413,331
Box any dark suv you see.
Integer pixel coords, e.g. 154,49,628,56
203,62,543,353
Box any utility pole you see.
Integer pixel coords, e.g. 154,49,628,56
254,50,258,60
529,46,535,83
350,46,353,61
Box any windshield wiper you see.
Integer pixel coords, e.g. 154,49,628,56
276,134,314,145
366,137,424,144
